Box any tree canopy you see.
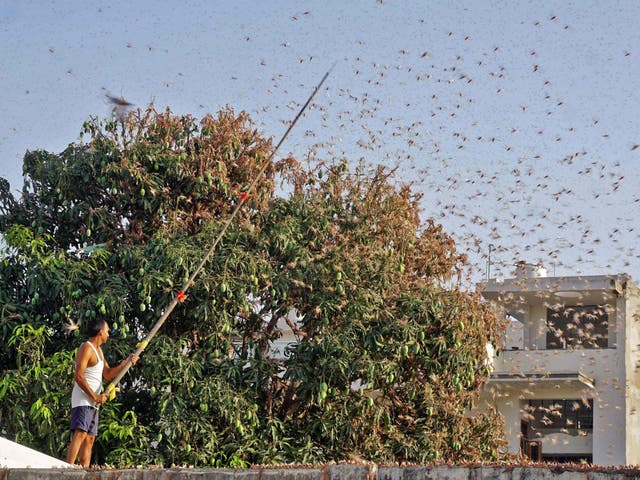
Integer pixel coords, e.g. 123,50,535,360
0,106,505,467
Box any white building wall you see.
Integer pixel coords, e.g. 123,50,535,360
624,285,640,465
484,394,521,455
593,382,626,466
528,304,547,349
490,342,626,465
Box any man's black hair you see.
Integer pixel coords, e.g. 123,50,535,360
87,318,107,338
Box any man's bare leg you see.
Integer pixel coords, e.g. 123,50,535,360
66,429,87,465
78,434,95,467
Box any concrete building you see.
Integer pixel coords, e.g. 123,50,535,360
478,265,640,466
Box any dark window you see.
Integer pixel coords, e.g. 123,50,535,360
542,454,592,464
546,305,608,349
527,399,593,432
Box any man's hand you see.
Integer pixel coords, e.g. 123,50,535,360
128,353,139,366
94,393,108,405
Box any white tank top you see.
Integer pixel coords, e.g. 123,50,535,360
71,341,104,408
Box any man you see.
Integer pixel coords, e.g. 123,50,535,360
66,318,138,467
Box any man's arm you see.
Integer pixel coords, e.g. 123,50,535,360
74,344,107,405
103,353,138,382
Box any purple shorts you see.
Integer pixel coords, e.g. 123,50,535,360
70,406,99,436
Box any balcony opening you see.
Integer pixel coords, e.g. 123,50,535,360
522,399,593,464
546,305,608,349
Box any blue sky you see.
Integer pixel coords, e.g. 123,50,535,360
1,0,639,284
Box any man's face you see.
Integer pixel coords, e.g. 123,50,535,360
100,322,110,342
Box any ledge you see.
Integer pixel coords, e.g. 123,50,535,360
3,464,640,480
489,372,595,389
489,372,595,388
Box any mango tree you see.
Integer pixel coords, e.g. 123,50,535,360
0,106,505,466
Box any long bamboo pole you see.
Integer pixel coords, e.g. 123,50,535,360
105,66,333,399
